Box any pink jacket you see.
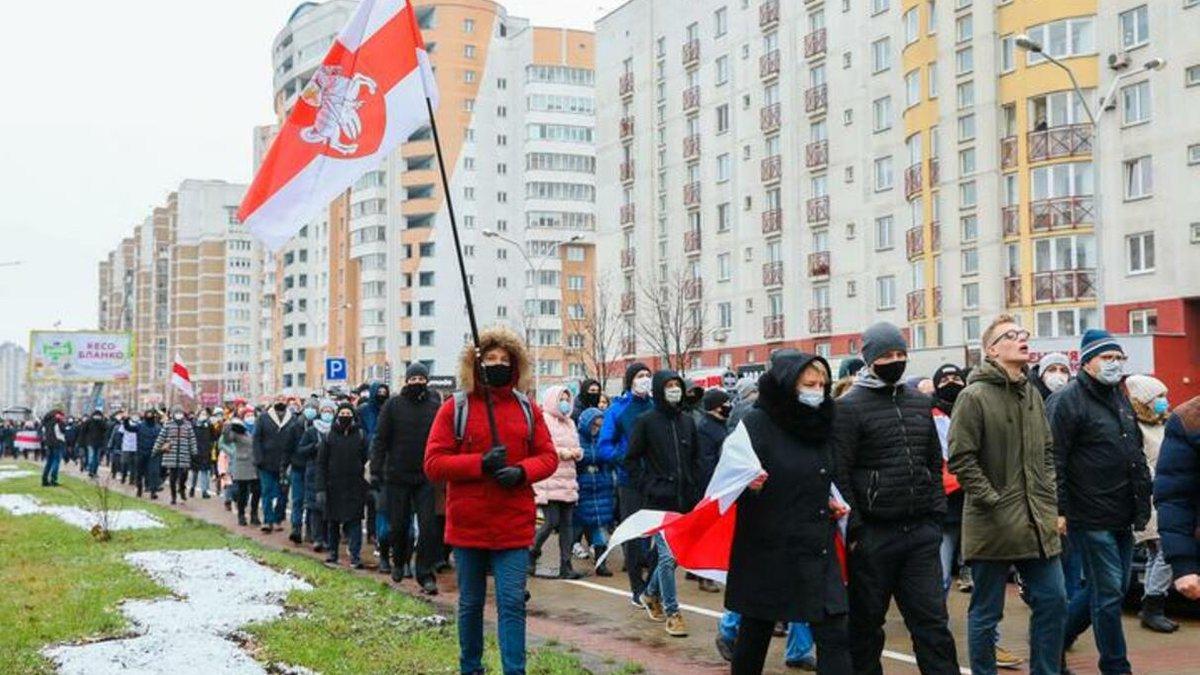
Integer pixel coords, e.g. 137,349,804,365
533,385,582,505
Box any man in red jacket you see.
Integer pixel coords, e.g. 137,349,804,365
425,327,559,675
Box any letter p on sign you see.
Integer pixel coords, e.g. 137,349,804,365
325,357,347,382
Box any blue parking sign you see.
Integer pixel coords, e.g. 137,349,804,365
325,357,348,382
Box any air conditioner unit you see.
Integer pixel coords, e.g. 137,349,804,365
1108,52,1132,71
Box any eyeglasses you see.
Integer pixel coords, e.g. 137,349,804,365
1095,353,1128,363
988,328,1031,348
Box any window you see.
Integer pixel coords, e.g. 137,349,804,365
928,62,939,98
1188,65,1200,87
905,70,921,107
1190,144,1200,165
872,0,890,15
1036,308,1098,338
955,46,973,75
716,104,730,133
1024,17,1095,65
874,157,894,191
717,153,731,182
526,65,594,86
957,113,975,141
874,215,895,250
963,282,979,310
717,252,732,281
1000,35,1015,73
955,14,973,43
961,214,978,242
566,246,586,262
1121,81,1151,125
1034,234,1096,273
959,180,977,208
961,248,979,275
956,81,974,109
927,0,937,34
1127,232,1155,273
1124,156,1153,199
871,37,892,73
959,147,976,175
1031,161,1094,200
717,202,731,232
715,55,729,85
463,17,475,33
1119,5,1149,49
876,276,897,310
872,96,892,131
714,6,728,36
963,316,981,342
1129,309,1158,334
904,8,920,44
464,44,476,58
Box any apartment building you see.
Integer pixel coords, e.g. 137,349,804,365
596,0,1200,397
98,237,136,407
0,342,29,410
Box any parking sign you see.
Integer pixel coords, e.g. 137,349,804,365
325,357,348,382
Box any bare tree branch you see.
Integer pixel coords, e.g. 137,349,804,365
567,273,622,390
635,269,709,374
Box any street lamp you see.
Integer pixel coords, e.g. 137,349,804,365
1014,35,1166,329
482,230,583,394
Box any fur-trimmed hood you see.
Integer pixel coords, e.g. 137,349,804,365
457,326,532,393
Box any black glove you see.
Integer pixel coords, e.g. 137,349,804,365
316,491,327,510
481,445,508,474
493,466,525,488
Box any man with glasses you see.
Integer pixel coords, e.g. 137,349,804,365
949,315,1065,675
1048,328,1150,675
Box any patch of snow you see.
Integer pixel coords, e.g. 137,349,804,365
0,469,36,481
0,493,163,531
44,549,313,675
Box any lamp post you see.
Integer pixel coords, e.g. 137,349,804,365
482,230,582,394
1013,35,1165,330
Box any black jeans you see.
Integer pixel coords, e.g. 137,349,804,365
167,467,188,500
532,501,575,569
235,478,261,520
618,486,653,596
848,520,959,675
385,482,439,580
732,614,852,675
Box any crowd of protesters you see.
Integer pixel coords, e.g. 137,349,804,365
3,316,1199,675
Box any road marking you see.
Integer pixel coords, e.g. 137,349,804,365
563,579,972,675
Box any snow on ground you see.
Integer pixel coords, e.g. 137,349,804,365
0,469,36,481
0,493,163,530
44,549,314,675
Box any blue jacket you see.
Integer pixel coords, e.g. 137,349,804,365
596,390,653,486
1154,397,1200,579
574,407,616,529
136,422,161,454
356,381,386,442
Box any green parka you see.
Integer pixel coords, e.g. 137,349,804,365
948,359,1060,561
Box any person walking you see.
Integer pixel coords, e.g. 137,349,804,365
40,410,67,487
574,407,614,577
299,399,335,552
572,378,602,423
155,407,197,505
221,411,260,526
726,378,759,431
1049,329,1151,675
530,385,585,580
424,327,559,675
114,413,138,483
315,402,370,569
135,410,162,498
832,322,959,675
626,369,704,638
1124,375,1178,633
948,316,1067,675
189,409,215,499
285,400,319,544
253,397,303,533
1154,395,1200,604
695,387,731,595
15,420,40,460
370,363,442,592
80,408,108,479
358,380,390,547
725,353,851,675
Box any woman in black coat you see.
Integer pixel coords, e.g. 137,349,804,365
314,403,369,568
725,353,852,675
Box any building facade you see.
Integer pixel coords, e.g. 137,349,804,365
0,342,29,410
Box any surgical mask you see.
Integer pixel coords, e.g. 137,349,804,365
873,360,907,385
663,387,683,404
797,389,825,409
1096,360,1124,386
242,416,255,426
723,376,738,389
482,363,513,387
632,376,652,396
320,411,334,423
303,408,317,421
1153,397,1169,416
557,401,572,415
173,413,184,421
1042,372,1069,393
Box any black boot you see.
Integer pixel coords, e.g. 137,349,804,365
593,546,613,577
558,561,585,580
288,528,302,545
379,556,392,575
1139,594,1179,633
528,549,540,576
237,511,247,526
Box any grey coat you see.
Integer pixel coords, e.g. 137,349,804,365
154,420,197,470
220,426,257,482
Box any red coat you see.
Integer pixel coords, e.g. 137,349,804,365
424,385,559,550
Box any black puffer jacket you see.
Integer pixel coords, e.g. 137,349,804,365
832,377,945,534
253,409,303,473
1047,369,1149,531
625,370,703,512
369,387,441,486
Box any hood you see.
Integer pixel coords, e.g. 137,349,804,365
542,384,571,420
367,380,388,401
651,369,684,412
457,326,532,393
968,358,1027,387
756,352,834,440
577,407,604,445
623,362,649,393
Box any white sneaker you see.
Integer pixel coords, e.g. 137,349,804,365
572,542,591,560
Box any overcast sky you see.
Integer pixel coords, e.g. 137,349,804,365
0,0,606,347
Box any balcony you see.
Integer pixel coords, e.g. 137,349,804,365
683,134,701,161
805,83,828,114
1001,135,1018,170
808,251,830,278
907,290,927,322
905,226,925,260
803,28,827,59
762,208,783,236
682,39,700,68
1005,276,1022,308
621,336,637,355
620,160,635,183
620,115,635,140
682,85,700,111
760,49,781,80
904,162,923,200
762,261,783,287
809,307,832,334
933,286,943,316
928,157,940,186
619,71,634,98
620,248,636,269
761,155,782,183
1030,195,1095,232
683,182,701,208
764,314,784,341
805,140,828,169
620,291,636,313
931,222,941,251
1028,124,1093,163
760,0,780,28
806,195,829,224
684,229,702,255
1033,269,1097,304
619,203,636,226
1002,205,1020,237
761,102,781,132
683,277,703,302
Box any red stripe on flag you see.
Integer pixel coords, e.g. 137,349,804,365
172,361,190,382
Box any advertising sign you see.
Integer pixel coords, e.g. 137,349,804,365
29,331,135,383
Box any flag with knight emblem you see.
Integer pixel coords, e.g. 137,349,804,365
238,0,438,250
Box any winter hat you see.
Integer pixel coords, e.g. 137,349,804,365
1080,329,1123,365
838,357,865,380
861,322,908,366
303,398,318,411
769,347,803,367
702,388,731,411
623,361,650,392
318,398,336,412
405,362,430,380
1038,353,1071,379
1124,375,1167,405
735,378,758,400
932,364,964,388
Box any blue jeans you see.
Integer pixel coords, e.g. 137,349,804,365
258,469,284,525
327,519,363,562
580,524,608,548
644,532,678,614
1065,529,1134,674
289,467,306,531
969,557,1066,675
85,445,101,476
1061,534,1084,599
454,547,528,675
41,448,62,484
718,611,814,662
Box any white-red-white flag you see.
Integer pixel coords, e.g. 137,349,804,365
171,354,194,399
238,0,438,250
600,422,850,583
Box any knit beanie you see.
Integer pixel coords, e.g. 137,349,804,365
405,361,430,380
735,378,758,400
702,388,731,411
1080,329,1123,365
838,357,865,379
861,322,908,365
623,361,650,392
1124,374,1166,405
1038,352,1071,378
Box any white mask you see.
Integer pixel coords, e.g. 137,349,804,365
663,387,683,404
797,388,825,409
1096,360,1124,386
632,376,652,396
1042,372,1069,393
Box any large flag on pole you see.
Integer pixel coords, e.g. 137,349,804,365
238,0,439,250
170,354,195,399
599,422,850,583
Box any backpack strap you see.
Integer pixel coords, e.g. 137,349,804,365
452,390,534,446
512,390,535,445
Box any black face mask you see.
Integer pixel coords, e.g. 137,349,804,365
375,390,389,402
402,383,427,400
717,404,733,418
482,363,513,388
874,360,907,385
580,392,600,407
336,416,353,430
273,403,286,412
937,382,965,405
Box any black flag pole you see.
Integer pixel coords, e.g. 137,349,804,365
424,96,504,451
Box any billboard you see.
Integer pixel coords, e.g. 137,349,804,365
29,331,135,383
